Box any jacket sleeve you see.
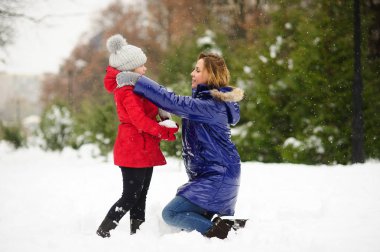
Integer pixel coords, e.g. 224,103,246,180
122,89,172,139
134,76,219,123
103,66,119,93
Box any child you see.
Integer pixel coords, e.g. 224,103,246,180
96,34,178,238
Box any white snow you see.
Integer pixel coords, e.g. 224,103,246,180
1,142,380,252
270,45,278,58
288,58,294,70
313,37,321,45
259,55,268,63
196,30,216,47
284,137,303,148
285,22,293,30
243,66,252,74
269,36,283,59
196,30,222,56
159,120,178,128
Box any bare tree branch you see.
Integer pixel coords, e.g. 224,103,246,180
0,9,90,23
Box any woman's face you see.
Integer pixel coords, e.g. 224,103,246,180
191,59,209,88
134,65,147,75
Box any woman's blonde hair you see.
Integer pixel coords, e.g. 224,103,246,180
198,52,230,89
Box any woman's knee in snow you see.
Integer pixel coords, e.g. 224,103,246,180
162,204,176,225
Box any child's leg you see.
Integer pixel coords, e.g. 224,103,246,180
162,196,213,234
104,167,150,223
129,167,153,221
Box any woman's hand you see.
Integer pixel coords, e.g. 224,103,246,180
158,108,172,120
116,71,141,87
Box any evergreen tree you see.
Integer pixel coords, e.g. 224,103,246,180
234,0,379,164
39,102,73,151
73,96,117,157
38,0,379,163
362,0,380,160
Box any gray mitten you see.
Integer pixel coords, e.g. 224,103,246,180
158,108,172,120
116,71,141,88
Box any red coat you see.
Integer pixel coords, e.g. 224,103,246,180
104,66,168,168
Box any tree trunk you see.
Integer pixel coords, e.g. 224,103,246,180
352,0,365,163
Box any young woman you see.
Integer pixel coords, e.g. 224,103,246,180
116,52,244,239
96,34,178,238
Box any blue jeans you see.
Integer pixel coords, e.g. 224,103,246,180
162,196,214,234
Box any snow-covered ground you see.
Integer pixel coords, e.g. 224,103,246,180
0,142,379,252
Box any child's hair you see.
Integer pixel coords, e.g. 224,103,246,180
198,52,230,89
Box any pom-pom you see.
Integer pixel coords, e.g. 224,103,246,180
106,34,127,53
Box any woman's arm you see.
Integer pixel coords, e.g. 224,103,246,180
133,76,218,123
122,88,177,141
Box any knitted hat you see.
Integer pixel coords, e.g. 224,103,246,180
106,34,147,71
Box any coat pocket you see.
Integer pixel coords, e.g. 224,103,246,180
118,127,144,152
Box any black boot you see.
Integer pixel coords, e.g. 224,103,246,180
96,217,118,238
204,217,232,239
130,219,144,235
222,219,248,230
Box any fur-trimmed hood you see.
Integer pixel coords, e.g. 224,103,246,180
193,84,244,102
193,84,244,126
210,87,244,102
104,66,120,93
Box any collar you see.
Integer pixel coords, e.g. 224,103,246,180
192,84,212,99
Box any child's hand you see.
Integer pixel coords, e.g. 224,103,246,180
158,120,179,141
116,71,141,87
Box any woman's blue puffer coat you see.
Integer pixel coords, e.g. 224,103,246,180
134,76,244,216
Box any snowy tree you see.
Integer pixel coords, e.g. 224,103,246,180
234,0,380,164
39,103,73,151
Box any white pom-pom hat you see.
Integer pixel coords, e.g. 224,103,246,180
106,34,147,71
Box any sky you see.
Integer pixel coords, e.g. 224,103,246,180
1,141,380,252
0,0,119,75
